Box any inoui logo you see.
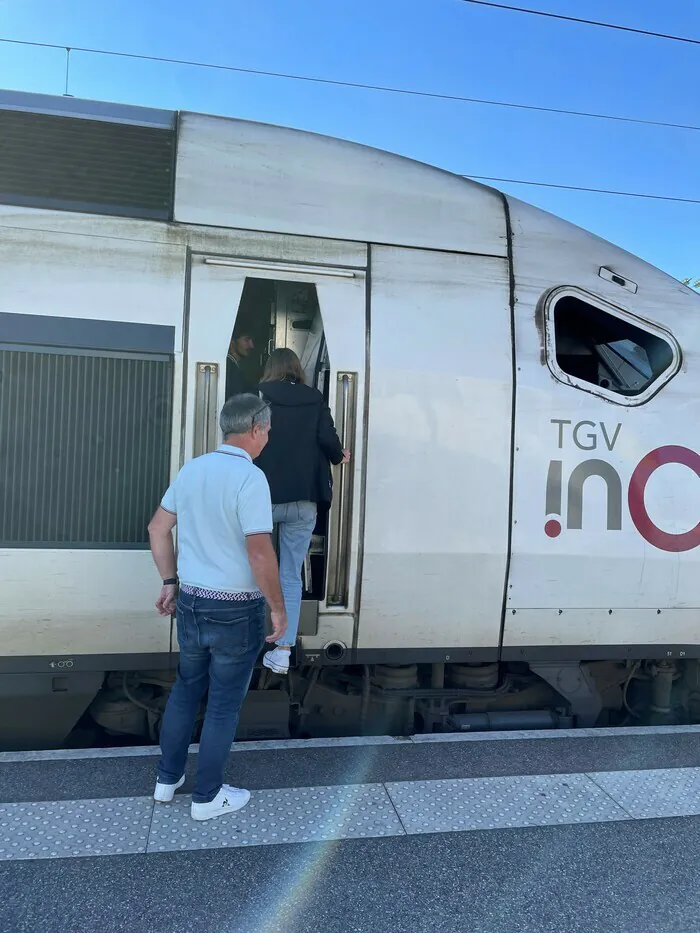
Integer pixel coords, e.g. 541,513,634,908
544,420,700,553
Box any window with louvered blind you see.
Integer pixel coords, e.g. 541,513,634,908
0,317,174,548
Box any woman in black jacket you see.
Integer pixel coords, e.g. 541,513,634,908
255,348,349,674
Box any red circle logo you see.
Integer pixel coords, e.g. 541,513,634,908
544,519,562,538
628,445,700,552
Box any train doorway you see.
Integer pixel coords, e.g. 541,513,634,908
184,251,367,654
225,278,330,403
226,277,332,610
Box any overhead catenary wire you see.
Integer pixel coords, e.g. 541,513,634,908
1,36,699,134
1,37,698,205
457,0,700,46
464,175,700,204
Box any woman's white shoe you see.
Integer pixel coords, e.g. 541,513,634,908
153,775,185,803
262,647,290,674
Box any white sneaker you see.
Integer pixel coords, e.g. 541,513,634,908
191,785,251,821
262,647,290,674
153,775,185,803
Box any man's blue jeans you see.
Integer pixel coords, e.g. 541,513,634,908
272,500,317,647
157,591,265,803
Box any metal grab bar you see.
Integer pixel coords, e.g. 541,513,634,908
193,363,219,458
327,372,357,606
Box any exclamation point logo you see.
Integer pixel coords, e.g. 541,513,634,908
544,460,563,538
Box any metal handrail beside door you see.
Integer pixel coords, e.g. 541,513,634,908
193,362,220,458
327,371,357,607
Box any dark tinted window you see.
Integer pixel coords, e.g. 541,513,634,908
552,295,674,397
0,109,175,220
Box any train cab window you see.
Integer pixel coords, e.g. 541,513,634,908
546,289,679,403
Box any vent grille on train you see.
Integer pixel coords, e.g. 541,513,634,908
0,109,175,219
0,349,173,548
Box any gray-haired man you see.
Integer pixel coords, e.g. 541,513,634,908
147,394,287,821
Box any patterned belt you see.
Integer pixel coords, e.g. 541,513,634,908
180,584,262,601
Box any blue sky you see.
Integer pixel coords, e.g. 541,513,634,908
0,0,698,280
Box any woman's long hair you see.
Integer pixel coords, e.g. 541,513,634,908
262,348,306,384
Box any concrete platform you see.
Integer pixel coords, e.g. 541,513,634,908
3,726,700,804
3,726,700,932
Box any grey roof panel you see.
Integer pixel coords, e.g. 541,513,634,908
0,88,175,129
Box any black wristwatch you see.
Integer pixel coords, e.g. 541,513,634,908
162,577,178,586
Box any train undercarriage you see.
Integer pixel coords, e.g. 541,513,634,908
5,656,699,752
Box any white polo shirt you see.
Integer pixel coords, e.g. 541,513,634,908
160,444,273,595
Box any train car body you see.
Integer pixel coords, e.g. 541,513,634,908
1,89,699,749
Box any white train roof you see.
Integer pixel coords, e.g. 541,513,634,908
173,111,507,255
0,88,506,255
0,87,695,305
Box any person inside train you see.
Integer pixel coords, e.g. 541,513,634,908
226,326,256,397
148,393,287,821
255,348,350,675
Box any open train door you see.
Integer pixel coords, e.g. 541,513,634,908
184,246,367,657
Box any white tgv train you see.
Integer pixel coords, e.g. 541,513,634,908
1,88,699,750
